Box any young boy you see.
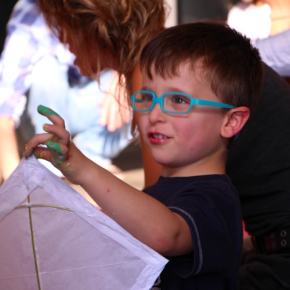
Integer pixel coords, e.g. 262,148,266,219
23,22,263,289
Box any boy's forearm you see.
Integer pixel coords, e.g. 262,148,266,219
80,158,192,256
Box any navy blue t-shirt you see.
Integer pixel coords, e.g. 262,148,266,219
143,175,243,290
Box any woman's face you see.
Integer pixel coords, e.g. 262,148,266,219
67,36,118,76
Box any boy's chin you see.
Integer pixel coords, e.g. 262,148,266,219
152,157,179,169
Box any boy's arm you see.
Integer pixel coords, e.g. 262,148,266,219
81,153,192,256
23,108,193,256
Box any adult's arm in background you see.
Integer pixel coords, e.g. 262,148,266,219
99,72,131,132
0,117,19,182
0,0,52,181
254,29,290,77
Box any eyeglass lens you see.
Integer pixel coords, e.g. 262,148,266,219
134,92,191,113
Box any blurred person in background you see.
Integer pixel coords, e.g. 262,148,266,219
0,0,132,182
228,0,290,38
228,0,290,78
226,62,290,290
227,1,290,289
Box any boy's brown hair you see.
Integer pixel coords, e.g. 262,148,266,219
140,21,263,112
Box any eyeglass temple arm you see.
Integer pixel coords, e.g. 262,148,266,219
196,99,235,109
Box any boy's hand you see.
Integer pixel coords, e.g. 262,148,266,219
22,105,88,184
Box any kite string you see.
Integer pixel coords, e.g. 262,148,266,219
28,195,42,290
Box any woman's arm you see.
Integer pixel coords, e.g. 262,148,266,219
99,72,131,132
0,117,20,181
254,29,290,77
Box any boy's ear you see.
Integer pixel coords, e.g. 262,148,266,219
221,107,250,139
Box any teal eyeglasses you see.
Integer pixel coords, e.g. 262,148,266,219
131,90,235,114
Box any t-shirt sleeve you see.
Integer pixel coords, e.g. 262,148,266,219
168,187,240,278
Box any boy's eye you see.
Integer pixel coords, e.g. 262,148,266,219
170,94,190,104
173,96,186,104
141,93,153,102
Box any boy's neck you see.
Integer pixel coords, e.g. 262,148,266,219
161,150,227,178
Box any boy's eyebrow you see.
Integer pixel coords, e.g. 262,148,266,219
140,86,151,91
140,87,189,93
166,87,186,93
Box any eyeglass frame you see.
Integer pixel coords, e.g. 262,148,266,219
131,90,236,114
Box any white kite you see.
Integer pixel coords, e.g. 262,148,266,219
0,157,167,290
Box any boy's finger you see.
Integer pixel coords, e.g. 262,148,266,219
37,105,59,117
43,124,70,145
46,141,68,157
37,105,66,128
32,147,53,162
33,147,65,167
22,133,54,156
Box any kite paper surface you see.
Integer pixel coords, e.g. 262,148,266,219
0,157,168,290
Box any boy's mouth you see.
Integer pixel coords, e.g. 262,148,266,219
148,133,171,144
151,134,169,139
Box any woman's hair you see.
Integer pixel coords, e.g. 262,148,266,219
38,0,166,96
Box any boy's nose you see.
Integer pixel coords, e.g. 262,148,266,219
148,103,166,123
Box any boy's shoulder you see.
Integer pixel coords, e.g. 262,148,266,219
143,174,241,233
144,174,242,289
143,174,238,204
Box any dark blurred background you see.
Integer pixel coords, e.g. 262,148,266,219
178,0,232,23
0,0,18,53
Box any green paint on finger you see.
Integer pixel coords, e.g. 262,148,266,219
38,105,59,117
46,141,62,154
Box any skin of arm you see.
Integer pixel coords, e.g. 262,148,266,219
23,106,193,257
266,0,290,36
99,72,131,132
132,65,162,187
0,117,20,181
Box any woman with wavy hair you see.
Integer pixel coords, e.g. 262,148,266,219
39,0,165,98
37,0,166,185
